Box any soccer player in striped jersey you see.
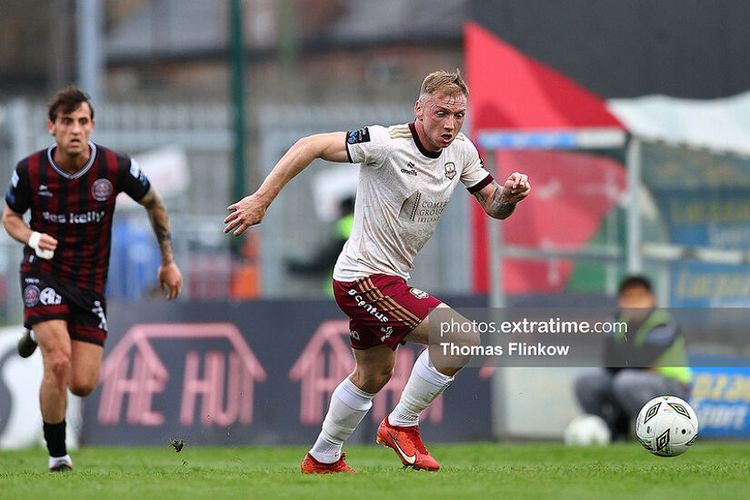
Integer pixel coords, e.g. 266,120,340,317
225,70,530,473
2,86,183,472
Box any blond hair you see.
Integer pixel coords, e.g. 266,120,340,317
419,69,469,100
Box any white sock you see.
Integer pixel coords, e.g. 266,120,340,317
49,454,72,468
309,378,375,464
388,349,454,427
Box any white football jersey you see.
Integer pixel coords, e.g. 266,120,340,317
333,122,492,281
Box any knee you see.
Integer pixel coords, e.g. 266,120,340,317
70,367,99,397
434,311,481,348
368,365,394,392
45,351,72,385
449,323,481,350
70,380,97,397
352,365,394,393
464,330,481,349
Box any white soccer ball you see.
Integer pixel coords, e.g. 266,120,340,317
635,395,698,457
564,414,611,446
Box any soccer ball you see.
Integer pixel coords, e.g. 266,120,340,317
635,395,698,457
564,414,611,446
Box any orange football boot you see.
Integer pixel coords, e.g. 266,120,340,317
376,417,440,471
300,452,356,474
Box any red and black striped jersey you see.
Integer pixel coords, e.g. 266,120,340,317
5,142,151,294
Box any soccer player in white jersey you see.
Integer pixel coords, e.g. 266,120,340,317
224,70,530,473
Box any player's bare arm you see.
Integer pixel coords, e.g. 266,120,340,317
139,188,182,299
224,131,348,236
472,172,531,219
2,205,58,251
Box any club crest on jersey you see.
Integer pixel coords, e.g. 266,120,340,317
444,162,456,180
347,127,371,144
23,285,40,307
92,178,113,202
409,287,430,299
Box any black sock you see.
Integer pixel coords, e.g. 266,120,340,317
43,420,67,458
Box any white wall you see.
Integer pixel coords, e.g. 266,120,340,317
0,327,80,450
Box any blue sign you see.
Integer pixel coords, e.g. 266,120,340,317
690,365,750,438
670,262,750,307
642,140,750,308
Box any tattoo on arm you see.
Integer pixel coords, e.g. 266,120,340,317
141,190,175,264
487,183,516,219
473,192,486,204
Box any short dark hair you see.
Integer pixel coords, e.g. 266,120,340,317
48,85,94,123
618,274,653,295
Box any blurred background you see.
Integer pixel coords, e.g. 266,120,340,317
1,0,749,448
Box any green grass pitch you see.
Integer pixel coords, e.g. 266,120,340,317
1,442,749,499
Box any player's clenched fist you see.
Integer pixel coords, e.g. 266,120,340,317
224,194,268,236
502,171,531,205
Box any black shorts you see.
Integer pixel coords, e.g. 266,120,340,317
21,273,108,346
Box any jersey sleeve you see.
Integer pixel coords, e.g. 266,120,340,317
344,125,390,168
118,156,151,201
460,137,494,193
4,161,31,214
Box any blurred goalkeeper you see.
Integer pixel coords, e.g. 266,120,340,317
2,86,182,472
225,69,530,473
574,275,692,440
